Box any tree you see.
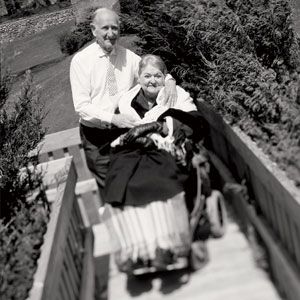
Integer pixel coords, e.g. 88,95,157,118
0,55,47,220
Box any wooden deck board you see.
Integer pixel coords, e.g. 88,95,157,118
105,219,282,300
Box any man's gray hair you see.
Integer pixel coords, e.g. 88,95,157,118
91,7,120,25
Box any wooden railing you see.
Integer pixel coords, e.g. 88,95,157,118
38,127,91,181
37,111,300,299
197,100,300,300
37,127,101,226
27,157,94,300
35,129,109,299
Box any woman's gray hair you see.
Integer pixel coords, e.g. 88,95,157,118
138,54,168,75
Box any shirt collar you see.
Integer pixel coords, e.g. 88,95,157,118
96,42,118,58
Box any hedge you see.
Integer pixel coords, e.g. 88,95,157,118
119,0,300,186
0,60,48,299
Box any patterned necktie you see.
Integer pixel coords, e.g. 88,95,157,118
106,56,118,96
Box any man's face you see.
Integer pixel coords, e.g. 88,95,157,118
92,11,120,53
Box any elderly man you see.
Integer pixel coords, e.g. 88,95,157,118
70,8,177,196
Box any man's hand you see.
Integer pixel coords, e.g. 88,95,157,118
111,114,138,128
163,78,177,107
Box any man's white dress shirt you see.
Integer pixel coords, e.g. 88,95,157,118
70,42,141,128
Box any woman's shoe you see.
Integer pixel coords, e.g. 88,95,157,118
117,258,134,273
152,248,174,269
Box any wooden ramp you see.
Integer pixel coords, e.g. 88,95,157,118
38,127,298,299
105,217,281,300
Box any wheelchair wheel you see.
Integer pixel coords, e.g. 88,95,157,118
206,190,227,238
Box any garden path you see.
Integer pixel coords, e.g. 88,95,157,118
44,123,285,300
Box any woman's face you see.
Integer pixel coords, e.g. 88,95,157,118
138,64,165,99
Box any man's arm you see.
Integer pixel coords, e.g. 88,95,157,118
173,86,197,112
70,57,114,127
70,57,137,128
164,75,177,107
111,114,137,128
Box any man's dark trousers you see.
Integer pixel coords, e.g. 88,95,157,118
80,123,126,200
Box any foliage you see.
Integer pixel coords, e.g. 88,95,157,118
58,24,93,55
0,57,48,299
0,68,47,219
119,0,300,186
0,60,12,110
2,0,71,17
0,203,49,299
58,6,95,55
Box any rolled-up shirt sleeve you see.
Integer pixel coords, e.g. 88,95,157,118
165,73,174,81
174,86,197,112
70,56,114,127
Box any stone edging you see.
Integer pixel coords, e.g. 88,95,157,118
0,8,75,44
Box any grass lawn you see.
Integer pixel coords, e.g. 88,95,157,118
4,21,139,134
3,20,75,74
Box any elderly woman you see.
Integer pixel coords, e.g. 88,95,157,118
102,54,208,272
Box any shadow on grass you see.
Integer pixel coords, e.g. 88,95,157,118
12,55,67,79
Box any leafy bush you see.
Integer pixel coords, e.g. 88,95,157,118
58,6,96,55
0,57,49,299
0,69,47,220
58,22,93,55
0,203,49,299
119,0,300,186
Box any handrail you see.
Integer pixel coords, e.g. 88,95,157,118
27,157,94,300
197,100,300,300
38,127,81,155
36,127,92,182
37,127,101,226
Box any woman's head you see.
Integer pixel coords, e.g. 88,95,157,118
138,55,167,99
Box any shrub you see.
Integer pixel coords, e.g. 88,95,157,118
58,27,92,55
0,69,47,220
58,6,96,55
0,203,49,299
119,0,300,186
0,56,49,299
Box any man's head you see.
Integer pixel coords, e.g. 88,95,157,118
91,8,120,53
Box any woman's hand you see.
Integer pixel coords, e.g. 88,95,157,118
163,78,177,107
122,122,164,144
118,135,154,148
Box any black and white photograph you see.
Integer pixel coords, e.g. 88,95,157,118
0,0,300,299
